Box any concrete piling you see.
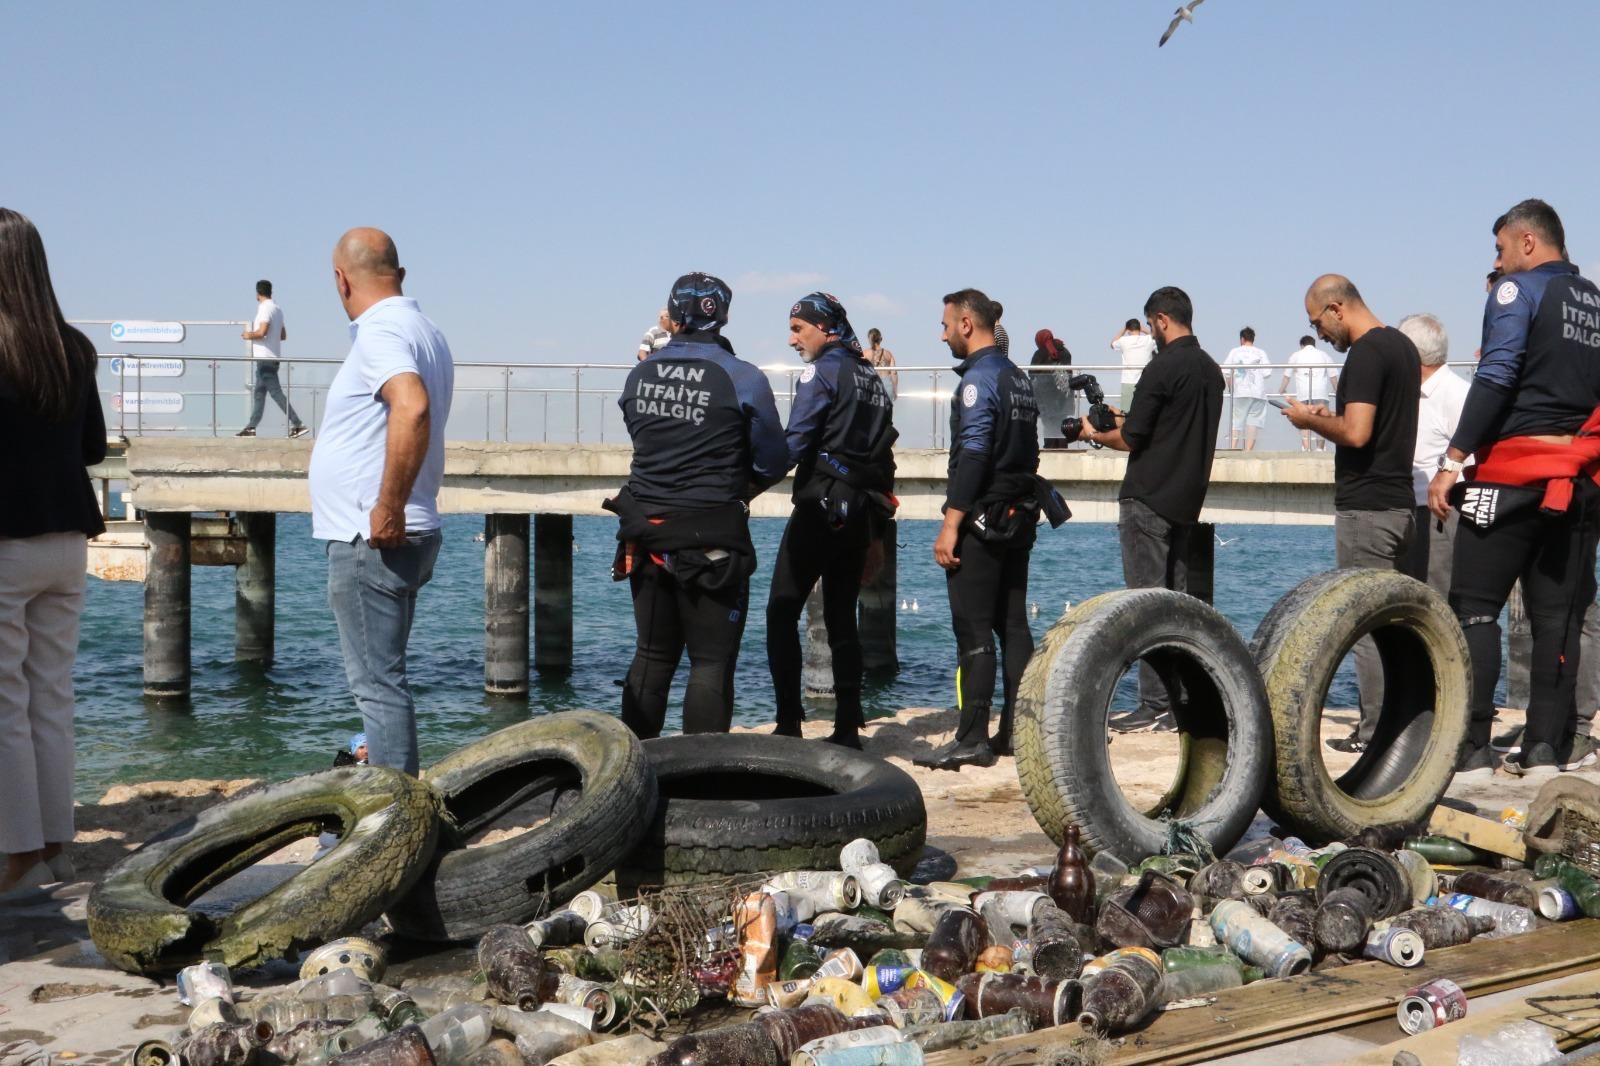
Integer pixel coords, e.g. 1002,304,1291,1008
802,584,835,701
143,511,191,700
235,512,276,664
859,520,898,674
534,513,573,674
484,513,531,696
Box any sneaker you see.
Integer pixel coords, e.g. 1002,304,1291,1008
289,424,310,439
1491,723,1524,755
1455,743,1496,778
1326,732,1368,755
235,427,256,437
1558,733,1598,772
1110,706,1176,734
1504,741,1561,777
913,740,998,772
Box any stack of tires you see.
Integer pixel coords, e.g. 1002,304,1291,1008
88,715,927,974
1014,569,1471,859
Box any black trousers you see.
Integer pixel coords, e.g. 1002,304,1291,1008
1449,482,1600,750
766,504,871,730
1119,498,1191,714
946,525,1035,746
621,556,748,738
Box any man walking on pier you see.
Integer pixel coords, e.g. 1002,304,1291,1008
310,229,455,775
1285,275,1419,755
238,280,307,438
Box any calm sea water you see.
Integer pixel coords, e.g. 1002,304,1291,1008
70,516,1384,800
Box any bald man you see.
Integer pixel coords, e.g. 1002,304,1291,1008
1284,274,1419,755
309,228,455,775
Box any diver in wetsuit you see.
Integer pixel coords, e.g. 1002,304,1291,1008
767,292,896,748
609,272,787,737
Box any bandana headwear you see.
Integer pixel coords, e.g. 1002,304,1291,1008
668,272,733,332
789,292,863,355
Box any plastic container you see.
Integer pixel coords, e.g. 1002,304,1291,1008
1434,894,1537,936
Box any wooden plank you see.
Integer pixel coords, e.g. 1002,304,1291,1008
1427,805,1529,862
924,920,1600,1066
1339,969,1600,1064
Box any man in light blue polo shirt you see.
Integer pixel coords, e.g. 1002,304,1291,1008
309,227,454,775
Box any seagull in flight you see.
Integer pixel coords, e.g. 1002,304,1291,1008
1159,0,1205,47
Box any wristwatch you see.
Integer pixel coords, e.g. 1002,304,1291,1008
1437,456,1466,474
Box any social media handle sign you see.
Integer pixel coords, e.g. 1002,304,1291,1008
108,356,185,378
112,392,185,414
109,320,185,343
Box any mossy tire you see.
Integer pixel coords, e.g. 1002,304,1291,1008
1250,568,1470,843
617,733,927,889
87,766,438,975
1014,588,1272,860
387,711,657,942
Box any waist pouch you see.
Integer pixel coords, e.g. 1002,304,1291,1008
1450,480,1550,529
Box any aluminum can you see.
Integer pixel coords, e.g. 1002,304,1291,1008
1362,927,1424,967
1396,977,1467,1034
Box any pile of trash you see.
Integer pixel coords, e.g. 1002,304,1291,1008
124,801,1600,1066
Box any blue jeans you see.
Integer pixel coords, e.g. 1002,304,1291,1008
326,531,441,774
246,361,302,429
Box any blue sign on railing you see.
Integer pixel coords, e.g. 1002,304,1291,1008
109,320,186,343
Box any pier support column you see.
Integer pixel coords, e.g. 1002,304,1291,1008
1507,581,1532,708
235,512,276,665
144,511,191,700
534,514,573,674
1186,522,1215,605
802,585,836,701
485,514,530,696
859,519,898,675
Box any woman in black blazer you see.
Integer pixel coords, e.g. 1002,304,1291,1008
0,208,105,896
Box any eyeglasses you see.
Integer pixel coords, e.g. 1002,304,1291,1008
1308,303,1335,329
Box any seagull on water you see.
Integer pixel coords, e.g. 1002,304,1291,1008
1216,534,1238,547
1159,0,1205,47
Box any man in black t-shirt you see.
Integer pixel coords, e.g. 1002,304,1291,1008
1285,274,1420,752
1079,286,1225,732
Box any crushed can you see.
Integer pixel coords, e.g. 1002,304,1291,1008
1397,977,1467,1034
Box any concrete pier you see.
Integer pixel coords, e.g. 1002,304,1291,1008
143,511,191,700
484,513,531,696
860,520,898,674
534,514,573,673
234,512,275,664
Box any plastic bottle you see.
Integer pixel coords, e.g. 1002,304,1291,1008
1077,952,1162,1035
1455,1020,1560,1066
920,909,987,983
187,997,239,1031
300,970,373,1001
1433,894,1537,936
1048,823,1096,924
1384,906,1494,948
732,892,781,1007
901,1008,1032,1050
1158,963,1242,1002
418,1005,493,1066
1452,871,1536,909
241,994,373,1030
477,925,547,1011
1314,887,1374,955
648,1023,782,1066
1209,900,1313,977
1025,902,1084,981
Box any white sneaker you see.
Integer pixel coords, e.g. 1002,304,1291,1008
0,862,55,902
46,852,76,882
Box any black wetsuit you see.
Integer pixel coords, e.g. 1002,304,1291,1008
945,345,1041,749
766,344,896,736
1448,262,1600,754
613,334,786,737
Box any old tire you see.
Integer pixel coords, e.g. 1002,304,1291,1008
87,766,438,975
387,711,656,941
618,733,927,888
1251,569,1470,843
1014,589,1272,860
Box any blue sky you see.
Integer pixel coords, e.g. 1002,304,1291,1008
9,1,1599,391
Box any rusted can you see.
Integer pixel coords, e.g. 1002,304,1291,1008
1396,977,1467,1034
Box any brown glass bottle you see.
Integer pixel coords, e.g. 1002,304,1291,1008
647,1023,782,1066
477,925,546,1011
1048,824,1096,924
921,908,988,983
327,1025,436,1066
1386,906,1496,949
1077,952,1162,1035
1027,902,1085,981
956,972,1077,1029
755,1003,876,1060
1452,871,1536,909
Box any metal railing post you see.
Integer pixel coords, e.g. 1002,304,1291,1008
118,359,127,438
502,367,511,441
210,359,218,436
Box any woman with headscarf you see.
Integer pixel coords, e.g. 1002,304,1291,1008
1031,328,1075,449
0,209,105,896
768,292,897,748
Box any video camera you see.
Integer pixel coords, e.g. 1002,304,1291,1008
1059,373,1118,446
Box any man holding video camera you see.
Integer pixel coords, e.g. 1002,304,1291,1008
1077,286,1224,732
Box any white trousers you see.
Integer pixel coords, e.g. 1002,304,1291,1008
0,532,86,854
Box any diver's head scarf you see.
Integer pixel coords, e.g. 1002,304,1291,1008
789,291,863,355
667,272,733,332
